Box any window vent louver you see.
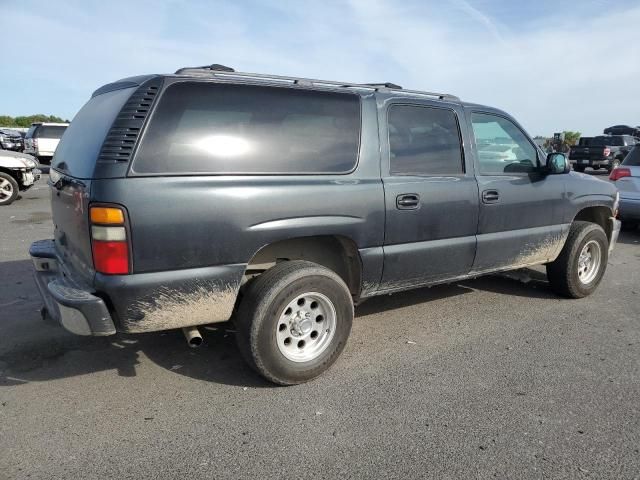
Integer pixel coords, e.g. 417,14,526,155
97,78,162,164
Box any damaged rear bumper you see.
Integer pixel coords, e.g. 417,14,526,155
30,239,245,336
30,240,116,336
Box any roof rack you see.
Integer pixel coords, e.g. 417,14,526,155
173,65,460,101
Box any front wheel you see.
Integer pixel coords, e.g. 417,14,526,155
546,221,608,298
235,260,354,385
0,172,19,205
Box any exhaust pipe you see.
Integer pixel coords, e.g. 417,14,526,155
182,326,203,348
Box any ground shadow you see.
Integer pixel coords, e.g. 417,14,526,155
0,258,554,388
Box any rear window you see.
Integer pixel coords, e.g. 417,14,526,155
132,82,361,175
592,136,623,146
37,125,67,139
52,86,136,178
622,147,640,166
25,125,37,139
578,137,593,146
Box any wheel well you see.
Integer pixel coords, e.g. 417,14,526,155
573,206,612,241
0,167,19,180
244,236,362,297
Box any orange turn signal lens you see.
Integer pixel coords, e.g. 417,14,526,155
90,207,124,225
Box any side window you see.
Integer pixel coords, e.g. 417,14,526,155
388,105,463,176
133,82,361,175
471,112,538,175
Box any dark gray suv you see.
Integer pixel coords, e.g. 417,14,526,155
31,65,621,385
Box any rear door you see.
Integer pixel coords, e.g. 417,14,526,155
467,110,566,273
49,86,137,284
380,100,478,290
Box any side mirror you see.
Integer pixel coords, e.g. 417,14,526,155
546,152,570,174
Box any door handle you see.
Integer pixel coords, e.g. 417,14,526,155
482,189,500,203
396,193,420,209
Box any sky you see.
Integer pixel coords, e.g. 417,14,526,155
1,0,639,137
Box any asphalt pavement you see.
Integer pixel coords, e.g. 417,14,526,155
1,176,639,479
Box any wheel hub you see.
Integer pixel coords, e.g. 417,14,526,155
577,240,601,285
276,292,337,363
290,311,312,337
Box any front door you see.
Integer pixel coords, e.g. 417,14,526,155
467,110,567,273
380,102,479,291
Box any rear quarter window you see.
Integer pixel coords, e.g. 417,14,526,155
132,82,361,175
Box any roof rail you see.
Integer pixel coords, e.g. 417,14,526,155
174,64,235,75
364,82,403,89
172,65,460,101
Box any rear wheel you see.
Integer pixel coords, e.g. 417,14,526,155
546,221,608,298
235,260,354,385
0,172,18,206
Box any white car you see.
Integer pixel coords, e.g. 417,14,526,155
23,122,68,162
0,150,40,205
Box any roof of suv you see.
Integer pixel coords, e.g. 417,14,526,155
96,64,462,102
95,64,513,118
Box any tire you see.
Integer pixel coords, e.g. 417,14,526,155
235,260,354,385
546,221,609,298
0,172,19,206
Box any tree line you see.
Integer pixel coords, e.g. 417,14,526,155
0,114,70,128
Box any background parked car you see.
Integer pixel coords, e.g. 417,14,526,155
0,150,40,205
569,135,637,172
23,122,68,163
604,125,640,137
0,128,25,152
610,146,640,230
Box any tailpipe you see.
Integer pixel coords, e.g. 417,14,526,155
182,326,203,348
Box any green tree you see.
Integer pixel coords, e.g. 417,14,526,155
0,114,69,127
562,131,581,147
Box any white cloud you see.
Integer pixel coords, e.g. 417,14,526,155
1,0,638,136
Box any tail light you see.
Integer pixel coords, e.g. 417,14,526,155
603,147,611,157
89,205,130,274
609,167,631,181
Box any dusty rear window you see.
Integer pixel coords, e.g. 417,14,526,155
52,86,136,179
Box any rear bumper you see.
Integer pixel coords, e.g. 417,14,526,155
570,158,612,168
30,240,116,336
619,197,640,221
30,239,244,336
